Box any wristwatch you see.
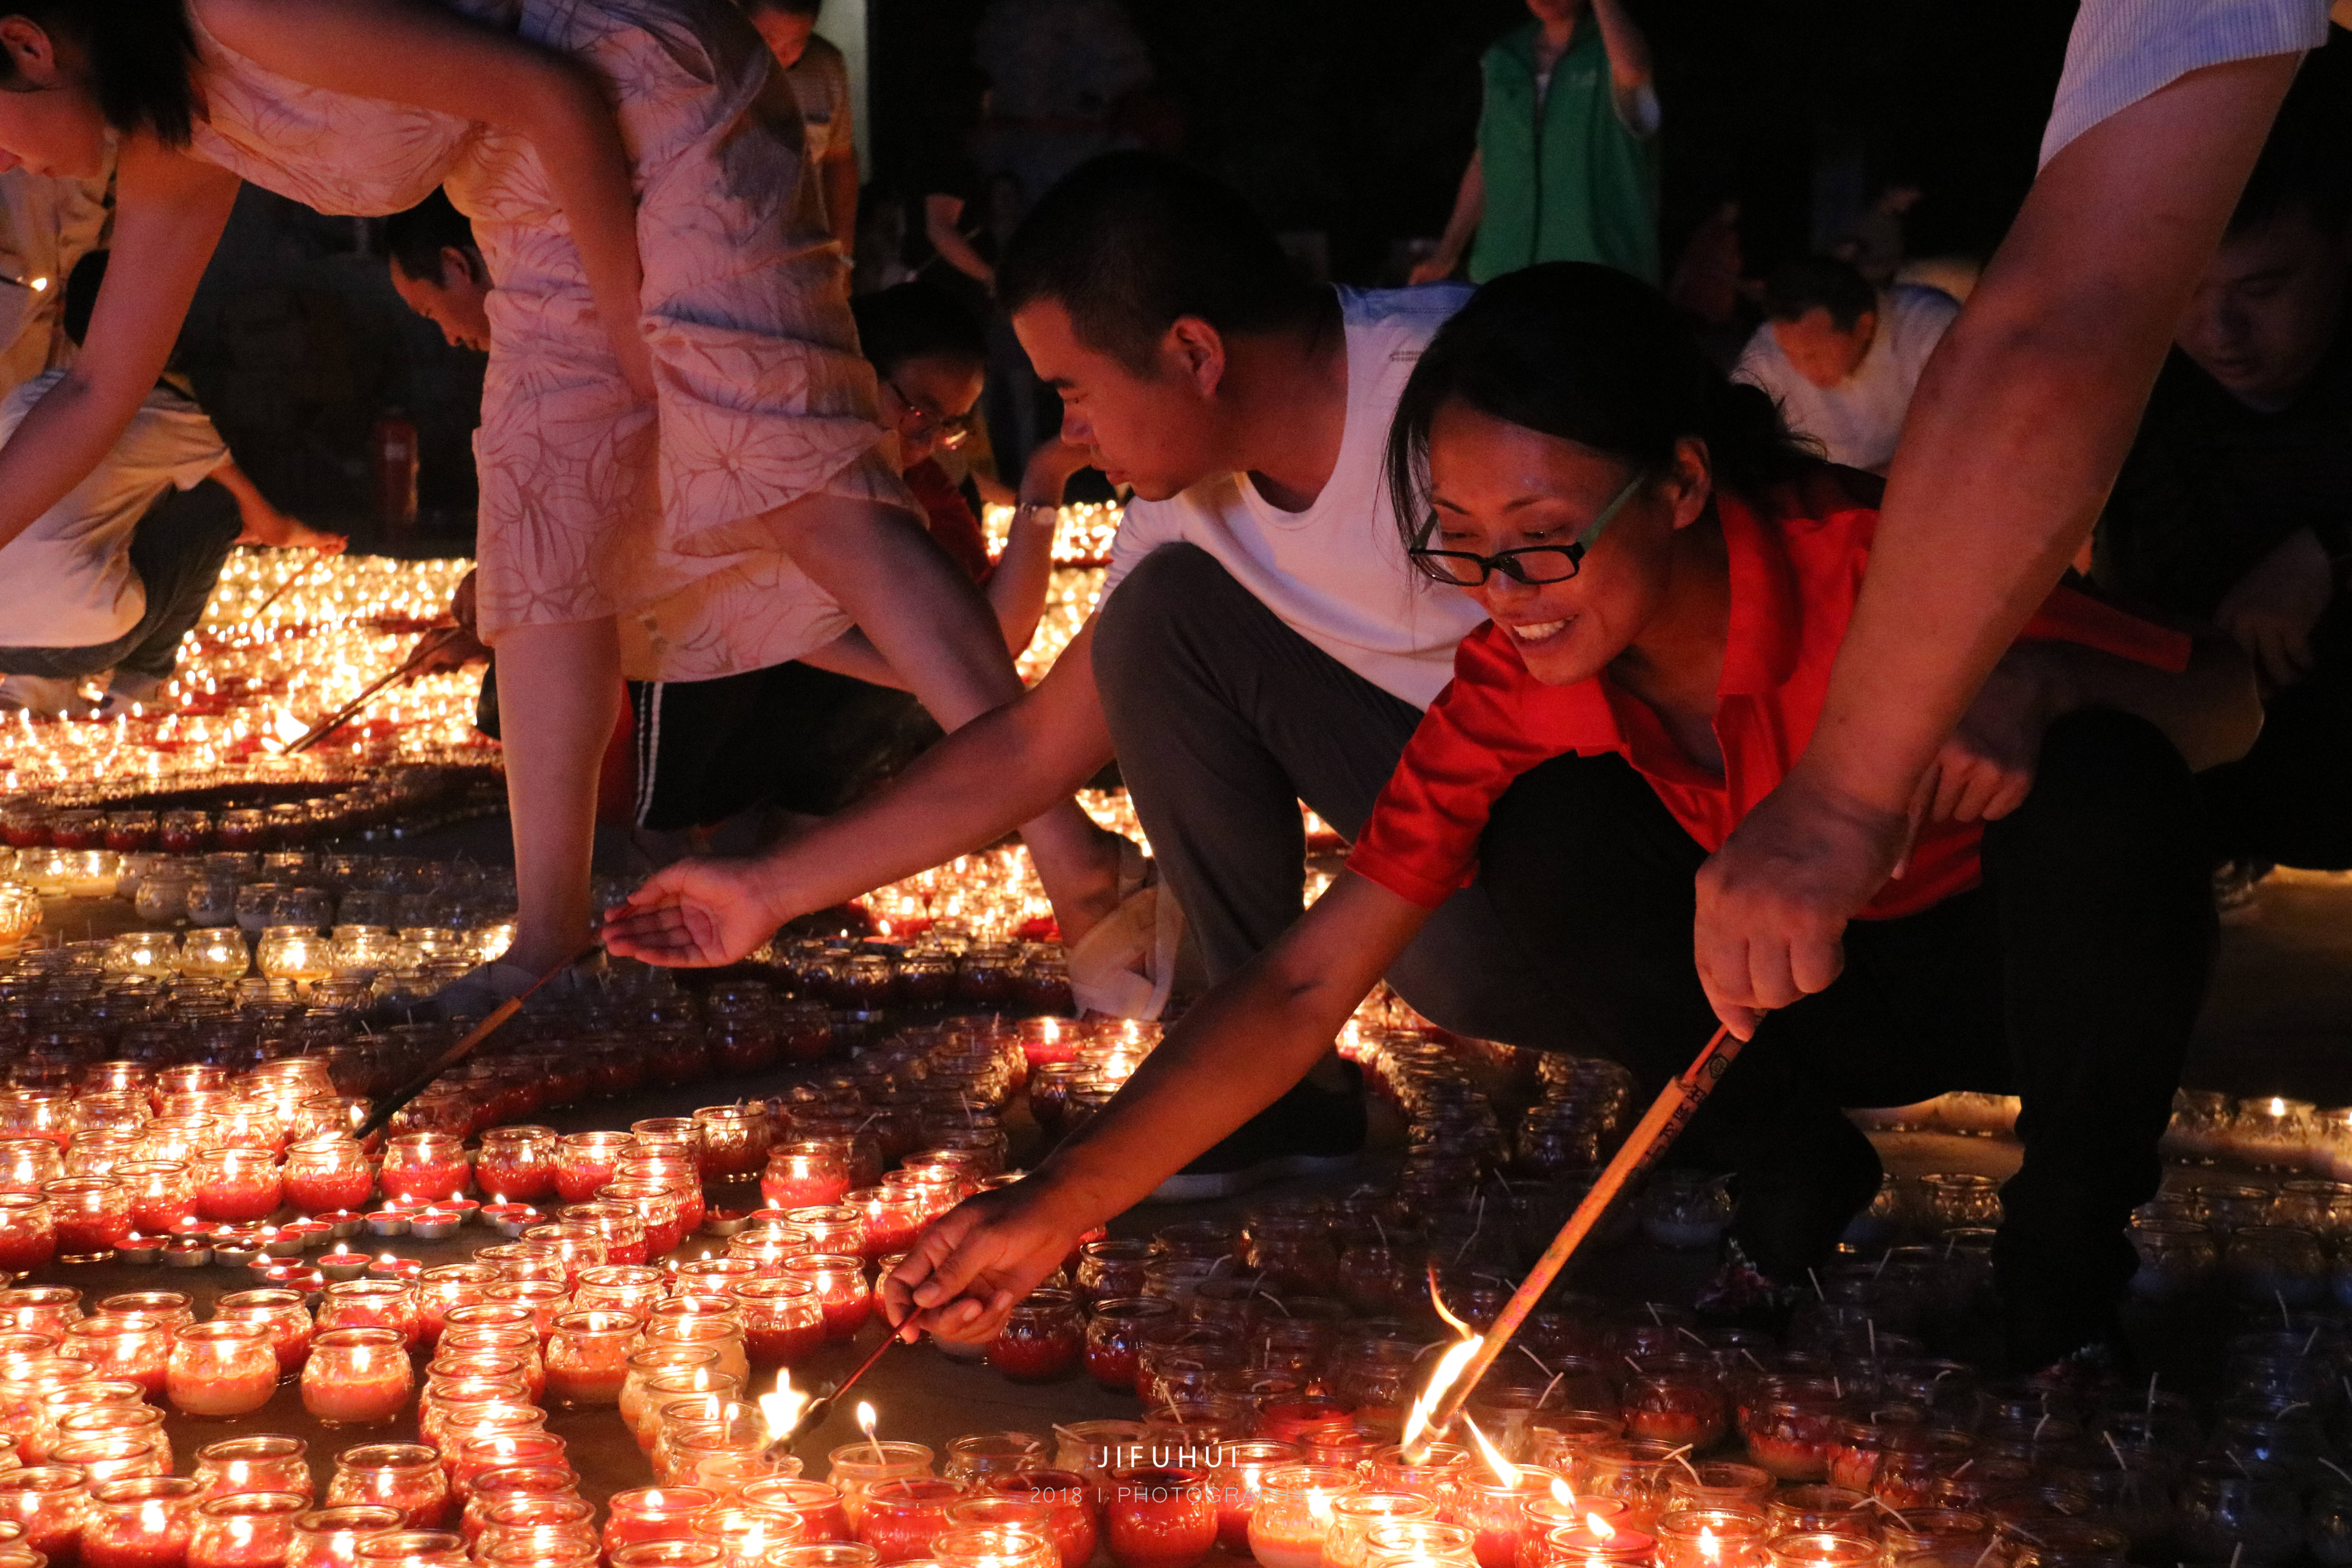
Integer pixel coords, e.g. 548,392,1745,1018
1013,500,1059,528
2314,517,2352,595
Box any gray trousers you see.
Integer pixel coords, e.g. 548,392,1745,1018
1090,542,1597,1053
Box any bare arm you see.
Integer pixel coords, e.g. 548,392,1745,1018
601,617,1116,965
987,439,1089,655
199,0,655,399
1588,0,1658,120
822,149,858,256
883,872,1432,1337
1410,152,1484,285
924,194,996,290
1693,52,2300,1036
0,140,238,553
211,460,345,551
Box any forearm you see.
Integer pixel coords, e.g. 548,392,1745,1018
986,512,1056,654
823,154,858,254
1030,874,1425,1224
2034,633,2262,772
1795,53,2298,818
520,65,644,363
1434,155,1484,263
746,629,1114,917
1588,0,1654,91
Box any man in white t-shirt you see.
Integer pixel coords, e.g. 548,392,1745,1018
608,153,1604,1195
1735,257,1958,474
0,252,341,717
740,0,860,256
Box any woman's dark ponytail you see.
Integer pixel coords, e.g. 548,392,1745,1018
1387,262,1820,554
0,0,199,146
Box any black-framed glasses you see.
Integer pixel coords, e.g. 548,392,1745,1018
1408,468,1650,587
886,378,976,449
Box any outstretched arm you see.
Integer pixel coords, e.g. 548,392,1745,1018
880,871,1432,1341
200,0,655,399
1692,50,2300,1036
601,617,1117,966
212,460,345,552
0,138,238,553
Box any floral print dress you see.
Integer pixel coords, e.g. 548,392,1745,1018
186,0,906,681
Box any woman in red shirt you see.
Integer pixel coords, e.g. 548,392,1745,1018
884,263,2260,1373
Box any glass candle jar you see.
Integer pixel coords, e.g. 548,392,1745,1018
50,1434,167,1488
828,1450,936,1534
0,1466,88,1564
730,1283,825,1370
1100,1470,1214,1568
82,1475,203,1568
48,1396,166,1473
286,1507,404,1568
472,1494,597,1559
187,1149,283,1227
844,1191,925,1264
215,1291,314,1381
195,1439,313,1502
350,1531,468,1568
544,1313,639,1408
606,1491,721,1555
1624,1368,1728,1450
986,1293,1081,1384
1080,1300,1173,1395
42,1178,129,1263
474,1131,557,1204
928,1527,1052,1568
318,1283,419,1347
554,1135,635,1205
166,1323,278,1417
0,1198,54,1281
767,1550,874,1568
1327,1493,1441,1568
379,1137,468,1207
776,1258,869,1343
761,1146,851,1212
303,1330,414,1427
60,1316,172,1398
188,1492,310,1568
1654,1509,1768,1568
610,1548,723,1568
1570,1441,1683,1535
690,1506,804,1568
283,1140,373,1217
327,1448,450,1530
1759,1533,1877,1568
856,1480,967,1566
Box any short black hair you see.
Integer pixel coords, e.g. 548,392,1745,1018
996,151,1321,374
739,0,824,16
385,191,482,287
1762,256,1878,332
1387,263,1818,554
0,1,198,145
849,283,987,377
62,247,105,347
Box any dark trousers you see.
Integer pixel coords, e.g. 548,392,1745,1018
1090,542,1599,1052
0,482,240,681
625,664,943,831
1479,706,2216,1368
2201,597,2352,870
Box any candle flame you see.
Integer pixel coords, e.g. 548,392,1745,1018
2272,1097,2288,1116
1462,1415,1519,1487
757,1368,810,1443
1551,1478,1576,1508
1698,1526,1719,1565
1401,1268,1482,1456
857,1401,880,1441
1586,1515,1615,1541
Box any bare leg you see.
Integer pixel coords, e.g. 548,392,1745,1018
1017,802,1123,946
494,616,622,973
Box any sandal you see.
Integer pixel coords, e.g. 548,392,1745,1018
1066,839,1185,1020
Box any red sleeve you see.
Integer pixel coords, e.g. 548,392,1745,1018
1347,629,1568,910
2018,582,2191,672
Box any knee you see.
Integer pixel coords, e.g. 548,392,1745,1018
1091,544,1238,702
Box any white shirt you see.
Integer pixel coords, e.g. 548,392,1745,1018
2040,0,2331,167
0,372,229,647
784,36,854,167
1733,285,1960,474
1102,285,1488,711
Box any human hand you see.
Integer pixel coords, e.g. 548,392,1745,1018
1018,436,1093,507
286,518,347,554
1693,771,1910,1037
600,856,791,967
1408,256,1457,287
1911,646,2052,826
2214,528,2332,693
880,1178,1089,1345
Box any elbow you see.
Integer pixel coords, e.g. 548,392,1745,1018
2182,641,2265,771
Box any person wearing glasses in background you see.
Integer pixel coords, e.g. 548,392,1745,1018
622,280,1073,857
881,263,2263,1378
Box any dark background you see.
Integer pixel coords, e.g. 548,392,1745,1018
170,0,2095,543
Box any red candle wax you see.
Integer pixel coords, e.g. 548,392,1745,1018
283,1169,373,1214
1103,1470,1216,1568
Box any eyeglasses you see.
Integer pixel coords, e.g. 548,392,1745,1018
885,379,976,449
1407,468,1650,587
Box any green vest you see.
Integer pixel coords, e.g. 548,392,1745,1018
1468,20,1660,286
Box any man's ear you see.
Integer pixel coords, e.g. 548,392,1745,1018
1164,316,1227,399
447,246,488,288
0,17,62,87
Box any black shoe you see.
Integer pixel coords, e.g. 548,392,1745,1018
1146,1061,1367,1202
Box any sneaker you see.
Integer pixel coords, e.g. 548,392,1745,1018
1145,1060,1366,1202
